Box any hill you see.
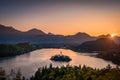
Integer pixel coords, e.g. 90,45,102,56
76,38,118,52
25,28,46,36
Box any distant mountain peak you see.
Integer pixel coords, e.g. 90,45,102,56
0,24,21,33
0,24,11,29
74,32,90,37
26,28,46,35
98,34,111,38
48,32,54,35
28,28,39,31
0,24,5,27
0,24,46,37
75,32,89,35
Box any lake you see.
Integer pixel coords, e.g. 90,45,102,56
0,48,117,78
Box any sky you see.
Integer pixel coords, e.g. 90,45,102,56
0,0,120,36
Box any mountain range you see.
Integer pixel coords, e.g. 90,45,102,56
0,24,120,46
77,38,118,52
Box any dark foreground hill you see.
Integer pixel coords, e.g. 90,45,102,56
75,38,120,65
76,38,118,52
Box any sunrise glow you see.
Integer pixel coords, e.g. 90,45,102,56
111,33,117,38
0,1,120,36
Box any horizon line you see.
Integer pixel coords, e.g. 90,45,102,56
0,24,119,37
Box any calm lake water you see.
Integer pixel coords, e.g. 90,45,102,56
0,48,117,78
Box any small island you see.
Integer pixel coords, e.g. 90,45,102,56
50,51,72,62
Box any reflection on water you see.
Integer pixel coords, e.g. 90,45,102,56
0,48,117,78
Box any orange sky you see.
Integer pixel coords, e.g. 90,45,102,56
0,2,120,36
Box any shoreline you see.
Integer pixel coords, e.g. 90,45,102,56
0,47,120,66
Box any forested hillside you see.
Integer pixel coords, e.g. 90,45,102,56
0,64,120,80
